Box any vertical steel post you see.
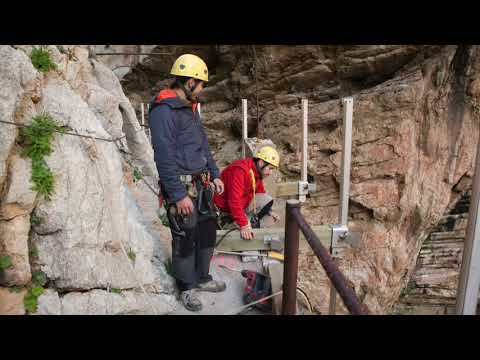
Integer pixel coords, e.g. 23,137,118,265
282,200,301,315
300,99,308,202
339,97,353,227
242,99,248,158
329,96,354,315
456,134,480,315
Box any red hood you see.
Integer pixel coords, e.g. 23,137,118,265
155,89,178,102
155,89,198,112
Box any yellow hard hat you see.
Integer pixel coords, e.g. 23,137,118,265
170,54,208,82
256,146,280,168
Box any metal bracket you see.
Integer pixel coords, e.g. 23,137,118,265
298,181,317,202
298,181,309,196
264,234,282,251
331,224,362,257
331,224,349,258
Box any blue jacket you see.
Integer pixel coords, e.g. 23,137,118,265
149,90,220,203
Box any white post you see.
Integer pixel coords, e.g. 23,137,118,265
300,99,308,202
456,136,480,315
198,103,202,117
339,97,353,227
242,99,248,158
329,96,354,315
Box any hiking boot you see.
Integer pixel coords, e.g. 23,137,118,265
196,279,227,293
181,289,202,312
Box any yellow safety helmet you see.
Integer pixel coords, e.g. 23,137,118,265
256,146,280,168
170,54,209,82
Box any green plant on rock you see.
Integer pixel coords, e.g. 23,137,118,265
20,113,64,201
29,246,39,259
30,46,57,73
30,214,43,226
23,271,48,314
158,207,170,228
9,286,24,294
133,167,143,182
0,255,12,271
24,285,44,314
110,288,121,294
127,249,136,262
32,270,47,287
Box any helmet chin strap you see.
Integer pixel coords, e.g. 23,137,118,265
254,159,269,179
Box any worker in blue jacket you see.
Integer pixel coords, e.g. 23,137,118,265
149,54,225,312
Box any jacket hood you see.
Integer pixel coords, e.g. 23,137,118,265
154,89,198,112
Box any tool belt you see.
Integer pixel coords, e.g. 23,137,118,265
160,170,217,235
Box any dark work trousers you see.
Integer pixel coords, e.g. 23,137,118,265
166,182,217,292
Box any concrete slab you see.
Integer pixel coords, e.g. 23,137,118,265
170,253,272,315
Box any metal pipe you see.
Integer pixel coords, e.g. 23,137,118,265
282,200,301,315
300,99,308,203
456,132,480,315
291,208,367,315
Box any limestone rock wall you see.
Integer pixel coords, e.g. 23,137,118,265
0,45,176,315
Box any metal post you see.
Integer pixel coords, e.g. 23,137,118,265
329,96,354,315
300,99,308,202
282,199,301,315
456,135,480,315
242,99,248,158
339,97,353,227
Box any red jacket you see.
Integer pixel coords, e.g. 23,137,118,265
214,158,265,227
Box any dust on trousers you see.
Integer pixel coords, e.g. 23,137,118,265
163,176,218,291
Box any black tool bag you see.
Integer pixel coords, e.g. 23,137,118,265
195,180,217,223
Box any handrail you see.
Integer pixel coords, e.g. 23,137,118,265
282,200,368,315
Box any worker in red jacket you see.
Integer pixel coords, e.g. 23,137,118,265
214,146,280,240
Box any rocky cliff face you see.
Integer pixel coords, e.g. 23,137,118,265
394,191,480,315
0,45,176,315
121,45,480,314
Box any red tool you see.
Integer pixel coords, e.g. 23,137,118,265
241,270,272,312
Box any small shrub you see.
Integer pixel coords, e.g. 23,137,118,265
23,271,48,314
32,270,47,287
127,249,136,262
30,214,43,226
30,46,57,73
0,255,12,270
158,207,170,228
23,291,38,313
133,167,143,182
9,286,24,294
20,113,64,201
29,246,39,259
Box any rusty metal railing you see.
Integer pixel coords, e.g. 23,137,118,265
282,200,368,315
